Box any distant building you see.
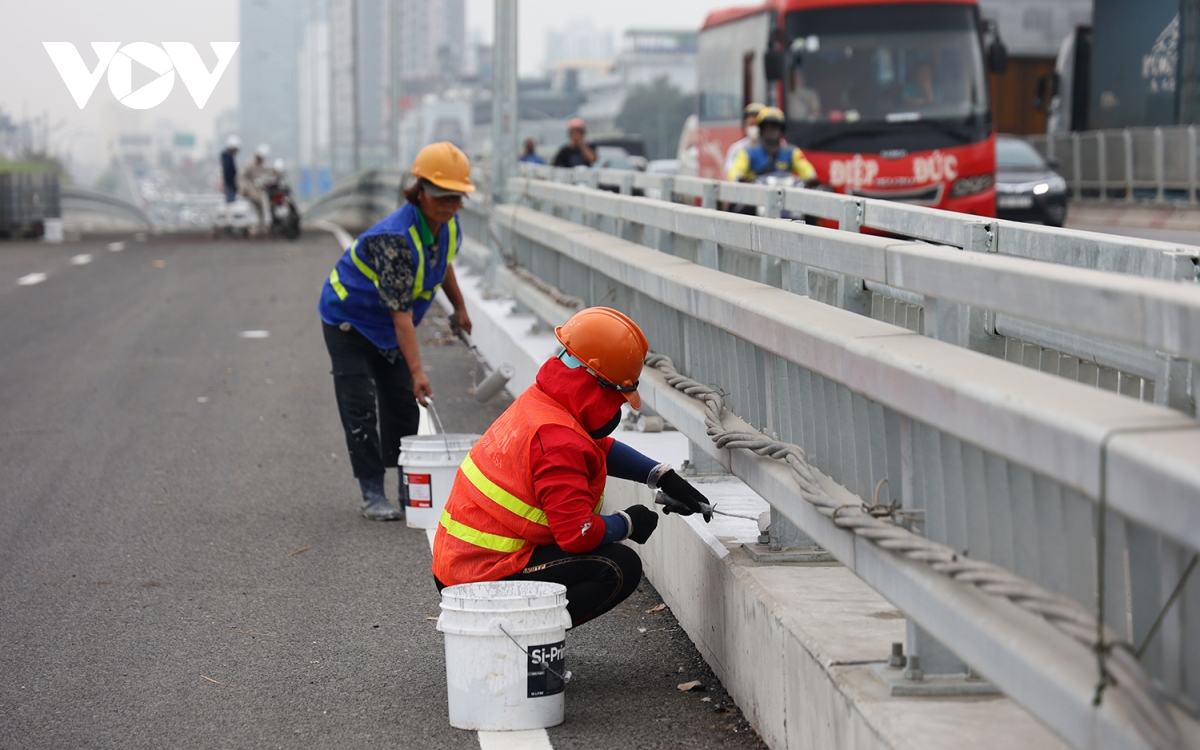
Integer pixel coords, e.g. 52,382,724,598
545,19,615,69
238,0,323,180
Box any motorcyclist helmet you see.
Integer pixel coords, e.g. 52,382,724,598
756,107,786,130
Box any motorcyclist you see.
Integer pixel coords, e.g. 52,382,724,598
238,143,273,233
727,107,817,186
723,102,764,175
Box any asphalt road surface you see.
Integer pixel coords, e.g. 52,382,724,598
0,234,766,750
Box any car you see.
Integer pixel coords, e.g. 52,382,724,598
994,135,1068,227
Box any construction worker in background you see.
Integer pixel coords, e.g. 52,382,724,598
728,107,817,186
519,137,546,165
238,143,273,233
723,102,764,175
552,118,596,168
318,142,474,521
220,135,240,203
432,307,714,628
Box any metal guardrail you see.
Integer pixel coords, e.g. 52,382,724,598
1029,127,1200,205
451,170,1200,750
302,169,406,231
59,186,153,230
506,166,1200,419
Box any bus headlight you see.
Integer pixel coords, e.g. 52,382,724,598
950,174,995,198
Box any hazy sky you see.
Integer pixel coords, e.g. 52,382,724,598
0,1,731,177
463,0,735,74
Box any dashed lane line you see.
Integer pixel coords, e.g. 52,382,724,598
71,254,93,265
477,729,555,750
17,272,47,286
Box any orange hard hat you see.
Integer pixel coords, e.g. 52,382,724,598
410,142,476,194
555,307,649,410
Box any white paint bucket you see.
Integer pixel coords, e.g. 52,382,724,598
438,581,571,731
399,433,478,529
42,218,64,243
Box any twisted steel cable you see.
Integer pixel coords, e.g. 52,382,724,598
644,351,1182,750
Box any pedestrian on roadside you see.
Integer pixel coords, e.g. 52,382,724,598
552,118,596,168
220,135,240,203
432,307,713,627
318,142,475,521
519,137,546,165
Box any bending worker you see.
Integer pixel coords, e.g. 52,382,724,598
432,307,713,627
727,106,817,185
318,142,474,521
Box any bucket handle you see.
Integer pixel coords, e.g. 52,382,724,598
495,621,573,685
425,397,453,460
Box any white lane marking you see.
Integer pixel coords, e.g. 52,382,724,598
197,397,209,404
478,729,554,750
426,528,436,551
17,273,47,286
239,330,270,339
71,254,93,265
107,241,125,252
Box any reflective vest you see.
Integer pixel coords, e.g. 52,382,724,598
317,201,459,349
747,143,799,176
432,385,607,586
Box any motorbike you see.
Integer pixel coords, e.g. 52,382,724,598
264,161,301,240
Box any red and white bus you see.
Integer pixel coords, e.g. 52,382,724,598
695,0,1005,216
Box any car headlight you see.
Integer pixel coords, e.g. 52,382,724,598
950,174,995,198
1033,175,1067,195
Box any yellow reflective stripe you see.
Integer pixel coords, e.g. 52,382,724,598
440,510,527,553
349,240,379,287
460,454,548,526
408,226,426,298
329,268,348,300
447,217,459,265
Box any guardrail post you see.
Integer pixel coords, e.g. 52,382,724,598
1071,132,1082,198
1097,132,1108,200
1123,128,1135,203
698,183,720,269
840,199,863,233
1155,127,1166,203
1155,355,1195,415
1190,126,1198,204
764,187,784,219
653,179,676,256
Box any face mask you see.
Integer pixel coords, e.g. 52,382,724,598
745,125,760,140
588,410,623,440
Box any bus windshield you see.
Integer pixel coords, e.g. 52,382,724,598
784,4,989,148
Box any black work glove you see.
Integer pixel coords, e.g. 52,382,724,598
656,470,713,523
622,505,659,544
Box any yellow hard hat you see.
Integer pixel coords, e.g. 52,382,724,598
410,142,476,195
756,107,786,127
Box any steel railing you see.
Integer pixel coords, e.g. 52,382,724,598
1029,127,1200,205
449,168,1200,750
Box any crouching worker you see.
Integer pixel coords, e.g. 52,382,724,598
432,307,713,627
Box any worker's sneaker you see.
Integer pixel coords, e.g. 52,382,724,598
359,474,402,522
361,497,403,521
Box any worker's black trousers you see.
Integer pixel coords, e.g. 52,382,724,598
436,544,643,628
322,322,419,480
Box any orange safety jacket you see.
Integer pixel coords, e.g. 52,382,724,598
432,385,607,586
